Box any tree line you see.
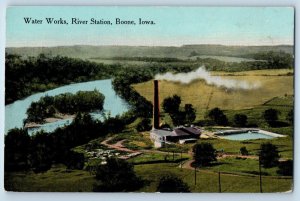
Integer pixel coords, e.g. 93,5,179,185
26,90,105,123
195,51,293,72
5,53,122,104
5,112,135,173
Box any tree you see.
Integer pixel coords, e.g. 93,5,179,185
207,108,228,126
240,146,249,156
30,132,54,173
286,109,294,124
64,151,85,170
136,118,152,131
162,95,181,114
277,160,293,176
157,174,190,192
263,108,280,126
234,114,248,127
93,158,143,192
258,143,279,168
193,142,217,167
5,128,31,171
184,104,196,124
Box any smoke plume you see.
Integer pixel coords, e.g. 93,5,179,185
154,66,261,90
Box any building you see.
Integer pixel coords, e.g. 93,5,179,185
150,80,201,148
150,126,201,148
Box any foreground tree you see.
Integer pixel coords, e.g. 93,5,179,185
30,132,54,173
234,114,248,127
193,142,217,167
258,143,280,168
157,174,190,192
5,128,31,171
93,158,143,192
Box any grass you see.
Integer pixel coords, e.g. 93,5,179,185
6,162,292,192
128,152,189,165
134,163,292,192
195,136,293,159
200,157,281,176
5,164,95,192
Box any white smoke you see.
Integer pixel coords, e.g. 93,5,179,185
155,66,261,90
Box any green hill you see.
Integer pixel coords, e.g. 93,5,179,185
6,44,293,59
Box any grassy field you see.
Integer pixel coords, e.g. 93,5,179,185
133,70,293,118
135,163,292,192
5,162,292,192
5,165,95,192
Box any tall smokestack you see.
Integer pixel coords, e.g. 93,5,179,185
153,80,160,129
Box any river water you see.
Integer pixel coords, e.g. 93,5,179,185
5,79,129,135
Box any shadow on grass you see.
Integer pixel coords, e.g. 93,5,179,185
242,171,270,176
190,161,230,168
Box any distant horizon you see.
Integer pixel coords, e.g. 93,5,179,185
5,43,294,48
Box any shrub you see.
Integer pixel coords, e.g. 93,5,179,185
277,160,293,176
240,146,249,156
157,174,190,192
263,109,280,127
136,118,152,132
93,158,143,192
234,114,248,127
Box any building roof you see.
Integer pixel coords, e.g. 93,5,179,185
150,128,173,137
151,126,201,138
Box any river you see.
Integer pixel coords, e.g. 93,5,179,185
5,79,129,135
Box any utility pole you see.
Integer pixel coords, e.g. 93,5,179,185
194,166,197,185
180,151,183,169
259,156,263,193
218,171,221,193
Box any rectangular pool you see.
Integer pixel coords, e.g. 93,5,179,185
219,132,275,141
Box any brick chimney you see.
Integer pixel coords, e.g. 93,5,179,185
153,80,160,129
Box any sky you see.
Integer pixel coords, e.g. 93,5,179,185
6,6,294,47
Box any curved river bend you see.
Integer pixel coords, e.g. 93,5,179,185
5,79,129,135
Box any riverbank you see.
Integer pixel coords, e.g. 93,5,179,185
25,113,75,128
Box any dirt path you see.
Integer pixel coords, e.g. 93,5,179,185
101,137,289,178
101,137,176,155
101,137,138,153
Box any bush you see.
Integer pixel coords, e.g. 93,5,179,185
263,109,280,127
136,118,152,132
240,146,249,156
234,114,248,127
277,160,293,176
258,143,279,168
193,142,217,167
157,174,190,192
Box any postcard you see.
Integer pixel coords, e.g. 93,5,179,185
4,6,294,192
